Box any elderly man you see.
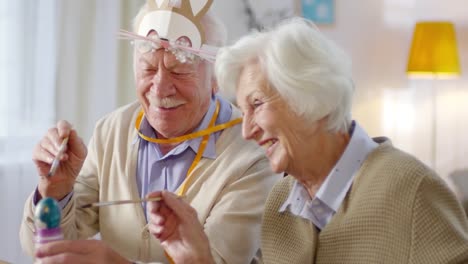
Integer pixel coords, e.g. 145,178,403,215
20,1,280,263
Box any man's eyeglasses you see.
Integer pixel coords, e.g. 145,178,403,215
132,37,198,64
119,29,218,64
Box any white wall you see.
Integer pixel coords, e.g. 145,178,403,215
213,0,468,185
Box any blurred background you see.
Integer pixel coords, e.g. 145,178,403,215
1,0,467,263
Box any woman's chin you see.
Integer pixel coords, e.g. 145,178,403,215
268,158,286,174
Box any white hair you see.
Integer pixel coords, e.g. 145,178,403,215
215,17,354,133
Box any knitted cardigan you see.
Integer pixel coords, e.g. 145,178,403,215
261,141,468,264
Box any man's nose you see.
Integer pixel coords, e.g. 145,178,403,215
151,68,176,97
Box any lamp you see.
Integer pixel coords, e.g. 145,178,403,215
406,21,461,170
407,22,461,78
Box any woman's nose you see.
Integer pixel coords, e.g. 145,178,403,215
242,114,259,141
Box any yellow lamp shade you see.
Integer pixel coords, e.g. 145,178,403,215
407,21,461,78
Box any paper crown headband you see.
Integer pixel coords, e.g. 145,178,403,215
139,0,213,49
119,0,217,63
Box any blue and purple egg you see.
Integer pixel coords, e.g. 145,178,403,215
34,197,61,229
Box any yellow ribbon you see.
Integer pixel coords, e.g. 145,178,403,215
137,100,241,263
136,101,242,194
135,105,242,145
177,100,220,196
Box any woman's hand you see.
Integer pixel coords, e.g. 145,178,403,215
35,240,130,264
147,191,215,264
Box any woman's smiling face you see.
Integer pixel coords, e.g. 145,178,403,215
236,62,312,174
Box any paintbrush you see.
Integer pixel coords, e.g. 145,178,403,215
80,196,165,209
47,137,69,177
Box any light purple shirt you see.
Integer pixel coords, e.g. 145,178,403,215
33,95,233,215
136,95,232,217
279,121,378,230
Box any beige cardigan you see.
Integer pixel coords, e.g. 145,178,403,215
261,141,468,264
20,101,281,263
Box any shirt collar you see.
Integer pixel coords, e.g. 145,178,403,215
187,96,217,159
315,121,378,212
280,121,378,226
138,96,218,159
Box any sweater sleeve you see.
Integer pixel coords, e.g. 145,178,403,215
59,130,101,240
203,157,281,264
410,175,468,263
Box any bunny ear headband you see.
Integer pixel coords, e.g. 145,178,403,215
119,0,218,63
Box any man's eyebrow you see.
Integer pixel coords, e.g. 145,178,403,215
163,55,185,71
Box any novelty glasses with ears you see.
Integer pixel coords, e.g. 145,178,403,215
118,29,218,64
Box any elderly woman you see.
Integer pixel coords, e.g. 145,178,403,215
147,18,468,263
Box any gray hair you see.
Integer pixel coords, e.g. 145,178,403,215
215,17,354,133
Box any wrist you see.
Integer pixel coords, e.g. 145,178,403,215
38,182,73,201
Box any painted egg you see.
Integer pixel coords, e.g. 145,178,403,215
34,197,61,229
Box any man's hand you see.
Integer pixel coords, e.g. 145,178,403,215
33,120,87,200
35,240,131,264
147,191,215,264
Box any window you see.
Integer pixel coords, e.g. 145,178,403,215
0,0,57,164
